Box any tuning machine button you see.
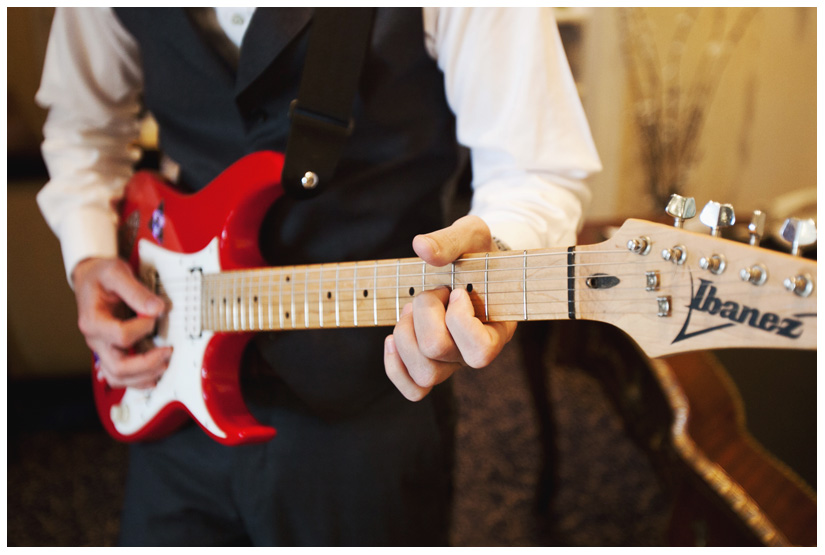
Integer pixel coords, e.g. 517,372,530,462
665,194,696,228
779,218,817,256
699,201,736,237
748,210,767,246
740,264,768,286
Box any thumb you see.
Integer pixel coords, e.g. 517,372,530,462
100,260,166,317
412,215,493,266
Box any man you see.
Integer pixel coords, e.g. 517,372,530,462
37,7,600,545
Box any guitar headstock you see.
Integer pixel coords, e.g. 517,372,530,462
576,199,817,358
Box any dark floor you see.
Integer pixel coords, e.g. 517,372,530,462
8,328,674,547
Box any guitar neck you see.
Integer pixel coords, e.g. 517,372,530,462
168,218,815,357
199,248,570,332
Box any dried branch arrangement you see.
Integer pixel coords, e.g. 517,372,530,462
619,7,759,208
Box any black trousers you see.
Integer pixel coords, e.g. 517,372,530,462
117,331,454,546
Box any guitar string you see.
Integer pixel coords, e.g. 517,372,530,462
144,248,648,285
157,273,781,325
152,254,713,293
153,242,804,292
188,281,780,331
157,269,777,306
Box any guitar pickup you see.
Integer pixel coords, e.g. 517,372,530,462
185,268,204,339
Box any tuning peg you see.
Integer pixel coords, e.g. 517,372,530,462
748,210,767,246
665,194,696,228
699,201,735,237
779,218,817,256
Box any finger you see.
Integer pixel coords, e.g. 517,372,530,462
98,259,166,317
412,286,461,363
392,302,460,390
412,215,493,266
93,343,172,389
88,313,160,350
384,335,431,402
445,288,516,369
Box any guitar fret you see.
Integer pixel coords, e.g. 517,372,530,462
318,265,324,328
242,273,247,330
290,269,295,329
485,253,489,321
278,270,284,330
523,250,528,321
451,261,455,290
373,263,378,325
353,262,358,327
335,264,340,327
304,266,310,329
232,277,239,331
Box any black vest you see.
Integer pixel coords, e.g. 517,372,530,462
114,7,459,266
113,8,460,415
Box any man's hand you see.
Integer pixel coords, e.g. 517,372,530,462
72,257,172,389
384,215,517,401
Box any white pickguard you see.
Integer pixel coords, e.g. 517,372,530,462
109,237,226,439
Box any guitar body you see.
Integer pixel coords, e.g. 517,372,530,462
94,151,285,445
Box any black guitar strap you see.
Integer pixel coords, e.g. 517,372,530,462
281,7,376,199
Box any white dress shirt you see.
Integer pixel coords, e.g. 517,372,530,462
36,7,601,283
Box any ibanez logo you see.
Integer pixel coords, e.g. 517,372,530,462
673,278,809,344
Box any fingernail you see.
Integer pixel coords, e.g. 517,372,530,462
384,335,396,355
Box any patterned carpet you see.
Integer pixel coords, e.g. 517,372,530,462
7,327,669,547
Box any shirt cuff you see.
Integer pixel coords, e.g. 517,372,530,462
57,206,119,286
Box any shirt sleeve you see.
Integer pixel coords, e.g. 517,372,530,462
36,7,144,284
423,7,602,249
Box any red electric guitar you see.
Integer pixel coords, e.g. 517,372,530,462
96,151,817,446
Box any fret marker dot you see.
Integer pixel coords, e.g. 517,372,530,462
253,296,258,303
285,312,290,319
409,287,415,296
285,276,290,282
363,289,369,298
327,292,332,299
467,283,473,293
237,297,241,304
